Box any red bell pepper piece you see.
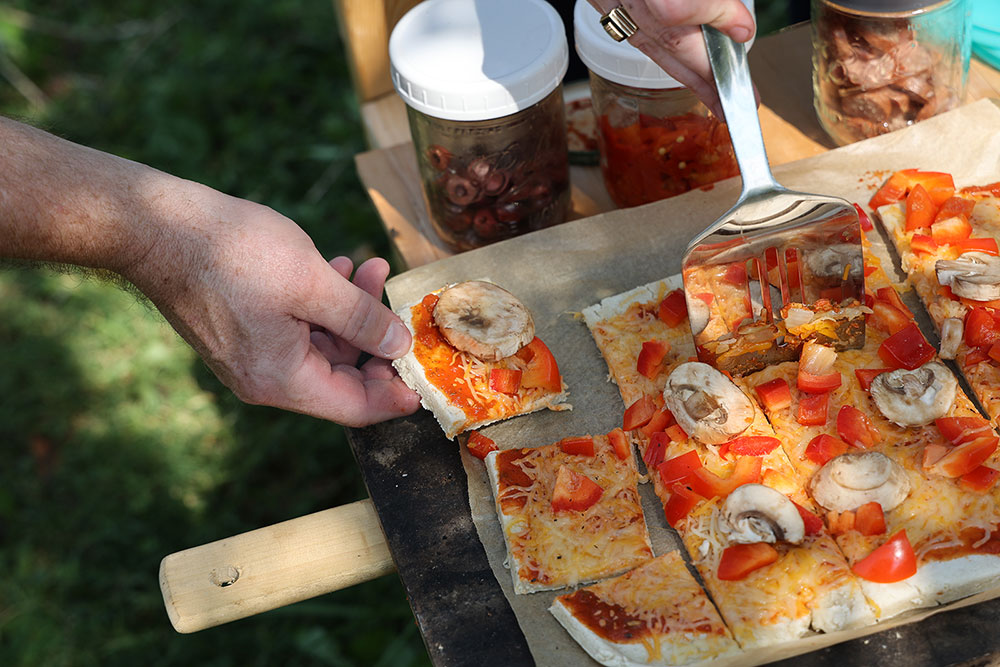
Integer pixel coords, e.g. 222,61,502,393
797,392,830,426
551,466,604,512
878,323,935,370
658,289,688,327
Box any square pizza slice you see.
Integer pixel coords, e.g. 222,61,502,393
484,431,654,594
393,280,570,438
550,550,743,667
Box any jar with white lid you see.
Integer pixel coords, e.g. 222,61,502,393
812,0,972,145
389,0,570,252
573,0,752,208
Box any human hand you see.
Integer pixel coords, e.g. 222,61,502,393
586,0,757,116
124,184,421,427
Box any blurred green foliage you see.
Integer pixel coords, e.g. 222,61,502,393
0,1,796,665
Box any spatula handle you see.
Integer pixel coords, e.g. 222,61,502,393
702,25,779,198
159,498,394,633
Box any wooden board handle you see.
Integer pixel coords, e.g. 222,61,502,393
159,498,393,633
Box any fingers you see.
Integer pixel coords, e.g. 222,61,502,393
306,259,411,360
641,0,755,42
328,256,354,278
283,349,420,426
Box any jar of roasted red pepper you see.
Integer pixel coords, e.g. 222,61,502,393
389,0,570,252
573,0,747,208
812,0,972,146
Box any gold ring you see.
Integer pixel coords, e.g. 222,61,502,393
600,6,638,42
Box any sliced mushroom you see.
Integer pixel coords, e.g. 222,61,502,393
936,252,1000,301
939,317,963,360
722,483,805,545
806,243,864,282
809,452,910,513
432,281,534,361
870,361,957,426
662,362,754,445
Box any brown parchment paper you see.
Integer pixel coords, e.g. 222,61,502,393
384,98,1000,666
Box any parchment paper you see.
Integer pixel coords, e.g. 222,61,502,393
385,98,1000,666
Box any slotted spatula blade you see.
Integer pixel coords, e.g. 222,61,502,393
681,27,866,376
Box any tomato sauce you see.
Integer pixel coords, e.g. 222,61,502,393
410,299,491,422
496,449,533,512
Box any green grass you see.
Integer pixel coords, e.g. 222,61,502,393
0,1,796,665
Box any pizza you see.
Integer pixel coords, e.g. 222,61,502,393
869,169,1000,428
392,280,571,438
549,550,741,667
742,256,1000,619
483,430,654,594
584,279,876,647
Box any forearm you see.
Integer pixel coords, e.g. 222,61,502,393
0,115,183,276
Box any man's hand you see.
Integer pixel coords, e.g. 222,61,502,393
123,187,421,426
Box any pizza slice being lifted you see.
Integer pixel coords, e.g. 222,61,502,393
392,280,571,438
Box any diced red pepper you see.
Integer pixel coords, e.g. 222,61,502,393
717,542,779,581
658,449,703,485
878,323,936,370
559,436,595,457
931,215,973,245
643,432,670,469
637,340,671,379
607,427,631,461
869,301,911,335
755,377,792,412
956,237,999,256
489,368,522,394
665,423,689,443
723,262,747,285
686,456,761,499
797,370,842,394
935,416,995,445
905,183,938,231
827,509,856,535
639,407,675,438
623,395,657,431
960,465,1000,493
664,483,703,526
926,435,999,478
854,501,887,536
466,431,497,460
875,287,914,319
933,196,976,224
551,466,604,512
964,308,1000,349
720,435,781,457
658,290,688,327
869,171,910,209
910,233,939,255
965,346,992,367
804,433,849,465
797,392,830,426
792,500,825,535
902,169,955,205
855,368,888,392
516,337,562,392
852,530,917,583
837,405,882,448
853,203,873,231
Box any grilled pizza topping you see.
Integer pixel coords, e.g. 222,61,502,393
687,295,711,336
806,243,864,282
662,362,754,445
870,361,957,426
809,452,910,513
935,252,1000,301
433,281,535,361
938,317,963,360
722,483,805,545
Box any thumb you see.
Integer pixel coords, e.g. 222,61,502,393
308,267,412,359
650,0,755,42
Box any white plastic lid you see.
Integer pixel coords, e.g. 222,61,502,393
574,0,756,90
389,0,569,122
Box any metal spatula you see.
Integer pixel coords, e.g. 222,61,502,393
681,27,866,376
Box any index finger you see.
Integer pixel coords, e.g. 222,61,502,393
642,0,755,42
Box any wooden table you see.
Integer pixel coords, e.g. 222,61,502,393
355,22,1000,269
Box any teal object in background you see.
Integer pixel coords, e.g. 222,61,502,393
972,0,1000,68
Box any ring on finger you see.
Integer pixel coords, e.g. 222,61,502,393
600,6,638,42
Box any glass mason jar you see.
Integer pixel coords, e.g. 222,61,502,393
812,0,972,146
588,74,739,208
573,0,747,208
389,0,570,252
406,89,570,252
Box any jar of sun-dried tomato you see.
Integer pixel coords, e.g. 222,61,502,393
389,0,570,252
812,0,972,146
573,0,750,208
